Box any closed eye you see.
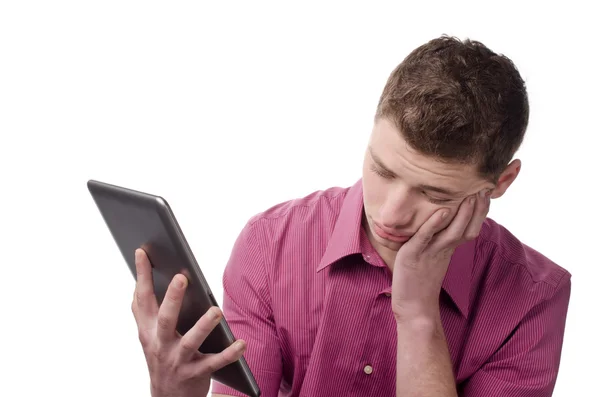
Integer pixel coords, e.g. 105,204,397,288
371,163,455,204
370,164,395,179
424,193,452,205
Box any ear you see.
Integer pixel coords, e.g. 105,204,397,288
489,159,521,199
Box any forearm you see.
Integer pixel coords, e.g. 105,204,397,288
395,314,458,397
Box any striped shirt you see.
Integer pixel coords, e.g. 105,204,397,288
212,179,571,397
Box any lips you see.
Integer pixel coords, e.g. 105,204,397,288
373,222,412,243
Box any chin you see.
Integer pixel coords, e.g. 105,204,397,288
380,239,403,251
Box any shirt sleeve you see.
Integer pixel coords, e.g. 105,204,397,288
211,219,282,397
459,272,571,397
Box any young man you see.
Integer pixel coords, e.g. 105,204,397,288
131,36,571,397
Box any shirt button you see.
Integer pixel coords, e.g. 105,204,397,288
364,254,371,261
384,292,391,297
363,365,373,375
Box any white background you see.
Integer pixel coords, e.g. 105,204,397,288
1,1,597,396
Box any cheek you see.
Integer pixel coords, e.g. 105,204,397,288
362,173,388,210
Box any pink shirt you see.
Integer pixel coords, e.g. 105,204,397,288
212,179,571,397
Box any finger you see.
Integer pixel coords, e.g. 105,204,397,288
133,249,159,324
433,194,477,248
462,189,491,241
156,274,188,342
403,207,451,257
192,339,247,376
178,306,224,362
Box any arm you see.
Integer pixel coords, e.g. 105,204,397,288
395,313,458,397
210,219,283,397
391,191,489,396
391,189,571,397
459,274,571,396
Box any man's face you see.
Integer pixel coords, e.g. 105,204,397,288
362,118,495,262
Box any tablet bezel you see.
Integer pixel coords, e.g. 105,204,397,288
87,179,261,397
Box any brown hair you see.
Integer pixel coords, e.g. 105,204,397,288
375,35,529,183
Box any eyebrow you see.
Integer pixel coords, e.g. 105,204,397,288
368,146,464,197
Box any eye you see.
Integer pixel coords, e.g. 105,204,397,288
422,191,452,205
370,164,394,179
428,197,451,205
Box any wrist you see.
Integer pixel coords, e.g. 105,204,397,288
395,314,447,347
392,301,440,324
396,314,437,330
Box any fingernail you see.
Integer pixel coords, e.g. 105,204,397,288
210,307,221,320
479,190,487,198
441,210,449,219
234,340,245,351
174,275,186,289
469,196,476,205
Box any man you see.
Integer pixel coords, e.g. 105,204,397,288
131,35,571,397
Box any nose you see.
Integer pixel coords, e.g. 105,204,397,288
379,185,415,229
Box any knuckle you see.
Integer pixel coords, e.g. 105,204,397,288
418,235,432,246
150,343,168,362
198,321,215,336
196,315,216,332
221,348,238,363
135,290,149,305
165,290,181,303
464,231,479,241
138,330,151,348
179,337,197,353
150,348,161,361
204,360,219,374
200,355,228,375
439,247,455,259
183,361,211,380
157,314,171,330
176,365,196,381
222,345,243,364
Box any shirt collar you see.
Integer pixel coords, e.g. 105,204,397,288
316,178,475,317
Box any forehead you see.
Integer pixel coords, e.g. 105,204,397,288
369,119,485,190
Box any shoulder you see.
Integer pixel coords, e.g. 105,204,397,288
477,218,571,296
245,184,351,234
227,183,351,267
223,184,352,302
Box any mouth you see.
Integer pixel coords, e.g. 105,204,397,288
373,222,412,243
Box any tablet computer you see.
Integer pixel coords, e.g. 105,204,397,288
87,179,261,397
